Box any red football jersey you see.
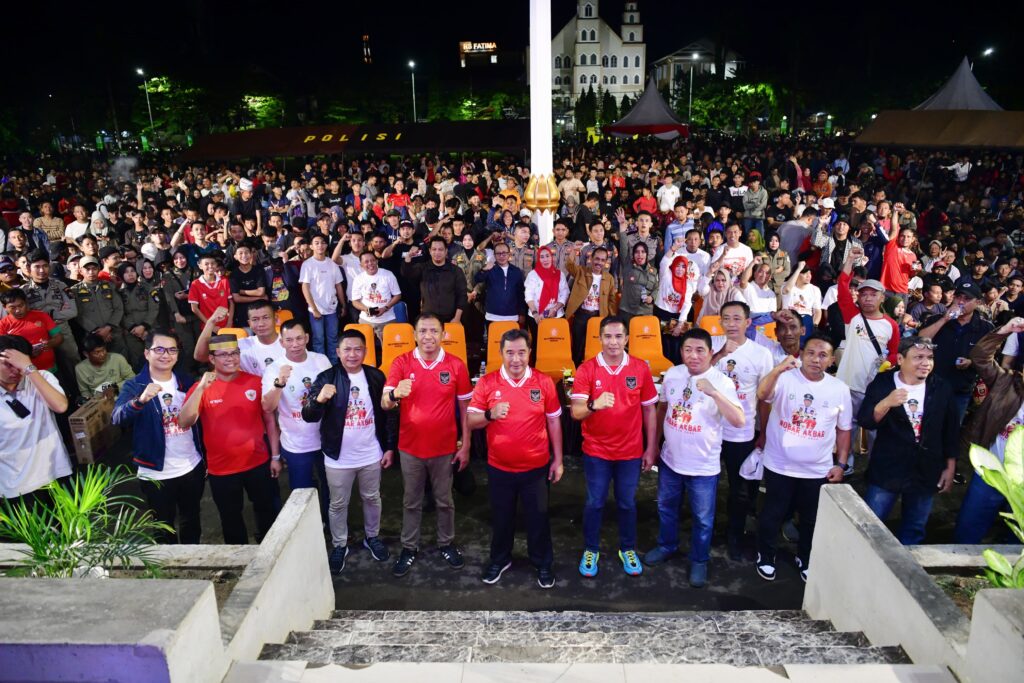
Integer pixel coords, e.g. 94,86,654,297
187,276,231,328
385,348,472,457
571,353,658,460
186,372,268,475
0,310,57,370
469,366,562,473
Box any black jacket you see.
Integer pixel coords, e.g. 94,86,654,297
857,370,959,493
401,259,467,320
301,364,398,460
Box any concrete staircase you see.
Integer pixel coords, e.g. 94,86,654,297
259,609,910,666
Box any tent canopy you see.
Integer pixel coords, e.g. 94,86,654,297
179,120,529,161
603,77,689,140
915,57,1002,111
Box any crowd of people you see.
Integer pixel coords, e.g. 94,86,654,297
1,138,1022,588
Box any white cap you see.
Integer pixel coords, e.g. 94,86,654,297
238,178,253,192
821,197,835,209
908,276,924,291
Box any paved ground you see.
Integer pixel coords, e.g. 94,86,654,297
98,425,985,614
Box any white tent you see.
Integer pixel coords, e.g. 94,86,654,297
914,57,1002,111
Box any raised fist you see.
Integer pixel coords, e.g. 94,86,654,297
316,384,337,404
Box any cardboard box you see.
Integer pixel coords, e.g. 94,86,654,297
69,397,121,465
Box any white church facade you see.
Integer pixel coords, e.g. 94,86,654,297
551,1,647,105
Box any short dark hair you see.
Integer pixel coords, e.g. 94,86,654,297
144,327,180,350
427,235,447,250
681,328,712,350
0,288,27,306
599,314,628,334
279,319,307,335
27,249,49,265
720,300,751,319
339,328,366,346
803,333,835,353
247,300,274,317
81,333,107,353
415,311,443,329
0,334,31,356
499,328,531,350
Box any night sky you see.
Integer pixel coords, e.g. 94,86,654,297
8,0,1023,128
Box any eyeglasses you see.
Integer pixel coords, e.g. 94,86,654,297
905,341,937,351
148,346,179,356
212,350,241,358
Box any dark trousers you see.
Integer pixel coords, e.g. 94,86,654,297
139,462,206,544
571,310,599,366
722,438,759,542
208,461,279,544
757,468,826,567
653,306,682,364
487,464,553,570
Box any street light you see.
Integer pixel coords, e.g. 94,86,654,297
688,52,699,124
408,60,417,123
136,68,155,132
982,47,995,57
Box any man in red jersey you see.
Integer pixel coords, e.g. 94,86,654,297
570,315,658,578
468,328,563,588
0,288,62,372
382,313,472,577
179,334,281,543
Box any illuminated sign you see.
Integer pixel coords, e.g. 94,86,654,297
459,41,498,55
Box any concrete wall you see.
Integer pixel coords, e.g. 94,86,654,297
804,485,970,673
966,589,1024,683
222,488,334,661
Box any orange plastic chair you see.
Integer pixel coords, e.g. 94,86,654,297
757,321,777,340
534,318,575,381
217,327,248,339
583,315,603,360
344,323,378,367
627,315,673,377
275,309,294,327
379,323,415,376
441,322,468,367
699,315,725,337
486,321,520,374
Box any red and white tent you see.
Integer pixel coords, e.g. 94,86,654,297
603,77,689,140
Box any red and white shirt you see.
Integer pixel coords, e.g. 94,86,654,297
469,366,561,473
186,372,268,475
188,275,232,328
571,352,658,460
385,347,472,458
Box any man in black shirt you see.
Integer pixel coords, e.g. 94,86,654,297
229,241,269,328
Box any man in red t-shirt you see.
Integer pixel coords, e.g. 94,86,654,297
187,253,233,329
0,288,62,371
570,315,657,578
179,334,281,543
468,328,563,588
383,313,472,577
880,204,919,296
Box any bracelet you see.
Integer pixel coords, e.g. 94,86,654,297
388,389,399,403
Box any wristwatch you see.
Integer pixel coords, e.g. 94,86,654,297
273,378,287,389
23,364,37,375
388,389,399,403
587,399,595,412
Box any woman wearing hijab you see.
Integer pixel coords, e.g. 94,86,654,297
525,246,569,322
118,261,160,370
697,267,742,326
654,249,696,364
765,233,791,293
618,242,659,326
452,231,489,360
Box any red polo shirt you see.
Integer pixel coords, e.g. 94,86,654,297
0,310,58,370
185,372,268,475
187,275,231,327
385,348,472,457
571,353,658,460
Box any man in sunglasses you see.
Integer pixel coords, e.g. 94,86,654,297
0,334,71,512
856,337,959,544
112,329,206,544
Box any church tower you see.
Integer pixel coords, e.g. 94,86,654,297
622,2,643,44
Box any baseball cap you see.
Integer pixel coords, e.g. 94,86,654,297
955,282,982,299
386,209,401,217
80,256,101,268
0,255,14,270
399,219,414,229
821,198,835,209
98,245,119,260
858,279,885,292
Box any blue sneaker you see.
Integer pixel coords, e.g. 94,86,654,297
619,550,643,576
578,550,599,578
689,561,708,588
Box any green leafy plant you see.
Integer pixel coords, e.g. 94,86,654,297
969,425,1024,588
0,466,173,578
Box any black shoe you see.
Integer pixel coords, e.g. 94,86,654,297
482,561,512,585
392,548,418,577
953,472,966,485
756,552,777,582
537,566,555,589
438,544,465,570
363,536,390,562
328,545,349,574
727,536,743,562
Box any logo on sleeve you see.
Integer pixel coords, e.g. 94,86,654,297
625,376,637,389
530,389,542,403
439,371,451,385
244,389,257,401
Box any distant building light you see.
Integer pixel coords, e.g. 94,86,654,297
871,113,877,119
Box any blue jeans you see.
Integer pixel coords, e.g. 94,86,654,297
863,484,935,545
582,454,641,552
952,393,972,426
309,312,340,364
953,471,1010,543
654,463,718,564
742,217,764,237
281,447,329,523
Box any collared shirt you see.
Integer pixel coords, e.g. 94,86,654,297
572,353,658,460
0,373,72,498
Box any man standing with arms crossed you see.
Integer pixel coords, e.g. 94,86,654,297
468,329,564,588
755,334,852,583
643,329,744,588
382,313,473,577
710,301,774,560
179,334,282,544
570,315,658,578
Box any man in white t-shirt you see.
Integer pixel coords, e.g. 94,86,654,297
657,176,681,214
710,301,774,561
755,334,852,583
64,204,91,244
194,302,286,377
300,234,346,364
112,329,204,543
642,329,744,588
263,320,332,519
0,335,72,509
301,328,397,574
350,251,402,339
712,223,754,282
